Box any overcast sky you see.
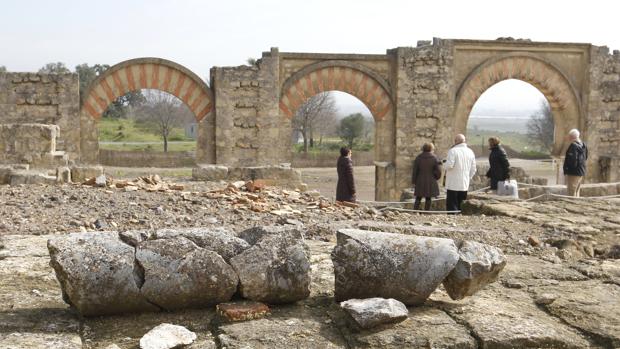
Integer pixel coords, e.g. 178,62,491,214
1,0,617,115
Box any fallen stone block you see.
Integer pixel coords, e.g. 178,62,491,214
332,229,459,305
9,170,57,185
139,323,196,349
56,166,71,183
192,164,229,181
47,232,159,316
340,297,408,329
230,228,311,303
70,165,103,182
442,240,507,300
136,236,239,310
217,301,270,322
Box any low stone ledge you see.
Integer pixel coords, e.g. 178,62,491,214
193,164,304,189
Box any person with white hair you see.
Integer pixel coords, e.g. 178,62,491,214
563,128,588,197
444,134,476,213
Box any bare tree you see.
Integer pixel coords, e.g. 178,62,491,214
526,100,554,153
293,92,337,153
135,90,193,152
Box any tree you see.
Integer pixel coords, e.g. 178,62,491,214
38,62,70,74
292,92,337,153
134,90,193,152
75,63,109,97
0,66,6,73
75,63,145,118
246,58,257,65
526,100,554,153
338,113,366,149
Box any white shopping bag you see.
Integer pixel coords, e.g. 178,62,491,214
497,180,519,198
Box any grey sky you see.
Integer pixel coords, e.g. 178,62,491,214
1,0,617,115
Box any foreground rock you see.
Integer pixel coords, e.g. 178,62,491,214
137,237,239,310
230,227,311,303
47,232,158,316
340,298,408,329
139,323,196,349
443,240,507,300
332,229,459,305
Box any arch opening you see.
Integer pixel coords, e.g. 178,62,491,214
455,54,582,158
466,79,558,184
79,58,215,166
290,90,377,201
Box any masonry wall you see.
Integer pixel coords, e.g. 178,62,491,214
0,123,61,167
99,149,196,168
211,49,288,167
588,47,620,182
390,40,455,197
0,72,80,161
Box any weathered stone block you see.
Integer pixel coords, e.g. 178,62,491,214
70,165,103,182
332,229,459,305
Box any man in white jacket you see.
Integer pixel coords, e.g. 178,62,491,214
444,134,476,213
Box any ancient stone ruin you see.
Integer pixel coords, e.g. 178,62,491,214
2,38,620,199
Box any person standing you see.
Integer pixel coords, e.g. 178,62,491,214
486,136,510,191
412,143,442,210
444,134,476,212
336,147,356,203
563,129,588,197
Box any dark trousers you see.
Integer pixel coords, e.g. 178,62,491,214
446,190,467,213
414,196,432,210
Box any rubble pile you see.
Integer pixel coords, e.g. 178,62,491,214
82,174,185,192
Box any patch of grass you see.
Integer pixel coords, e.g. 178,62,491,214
466,129,546,154
99,142,196,152
98,117,193,142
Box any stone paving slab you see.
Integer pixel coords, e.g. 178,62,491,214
532,280,620,347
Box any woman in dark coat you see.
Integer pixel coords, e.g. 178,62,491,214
411,143,442,210
336,147,356,202
486,136,510,190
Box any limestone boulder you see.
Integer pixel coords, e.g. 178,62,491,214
331,229,459,305
139,323,196,349
47,232,158,316
442,240,507,300
340,298,408,329
136,237,238,310
154,227,250,262
230,229,310,303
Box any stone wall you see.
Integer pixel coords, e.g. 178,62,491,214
99,149,196,168
0,72,80,161
0,123,66,168
588,47,620,182
291,151,374,168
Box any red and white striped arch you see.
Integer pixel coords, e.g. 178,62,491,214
279,63,393,120
81,58,213,121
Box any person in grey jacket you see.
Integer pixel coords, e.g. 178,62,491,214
412,143,442,210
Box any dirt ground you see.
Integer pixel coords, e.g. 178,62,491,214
0,175,618,348
300,159,557,202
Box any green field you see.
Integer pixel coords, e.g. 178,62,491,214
99,142,196,152
466,129,541,153
98,117,196,152
98,117,193,143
